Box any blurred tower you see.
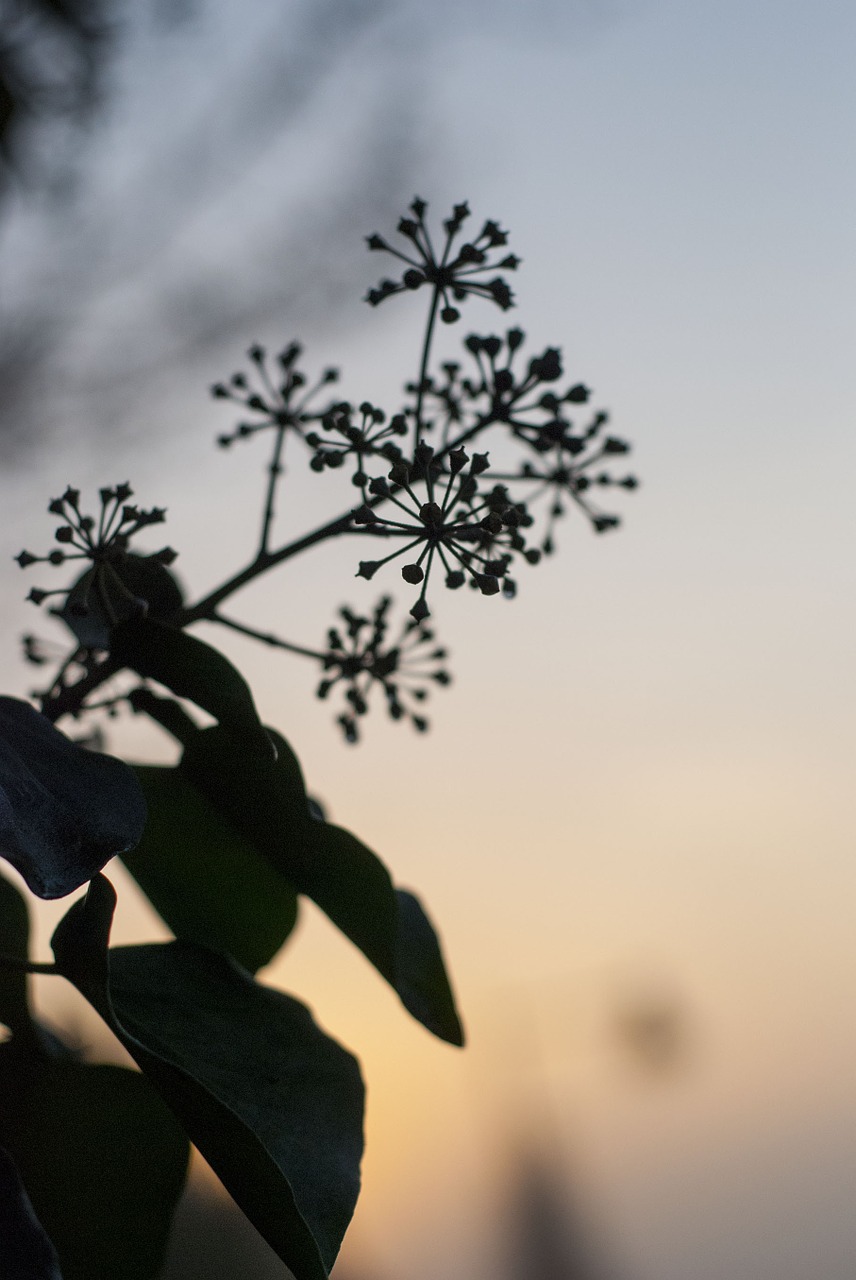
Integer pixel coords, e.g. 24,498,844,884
502,1144,613,1280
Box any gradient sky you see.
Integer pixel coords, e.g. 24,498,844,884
1,1,854,1277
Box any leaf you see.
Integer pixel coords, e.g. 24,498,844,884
0,1052,189,1280
300,824,464,1046
122,765,299,973
0,871,30,1036
179,727,464,1043
52,877,364,1280
179,724,311,880
0,698,147,899
0,1146,63,1280
393,889,464,1046
110,619,273,759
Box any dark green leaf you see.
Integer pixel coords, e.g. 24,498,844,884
52,877,364,1280
393,889,464,1046
300,824,464,1046
111,620,273,759
0,872,30,1036
0,1146,62,1280
0,1052,189,1280
123,765,299,973
0,698,147,899
179,724,311,880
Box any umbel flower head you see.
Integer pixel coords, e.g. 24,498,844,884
317,597,451,742
365,197,519,323
16,485,181,649
211,341,340,448
351,440,540,621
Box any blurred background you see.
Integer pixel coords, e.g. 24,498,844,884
1,0,855,1276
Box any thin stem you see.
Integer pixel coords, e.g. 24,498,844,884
414,286,441,449
211,612,325,661
259,426,287,555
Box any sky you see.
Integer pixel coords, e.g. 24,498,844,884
1,0,855,1277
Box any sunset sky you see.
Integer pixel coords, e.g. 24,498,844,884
1,1,854,1276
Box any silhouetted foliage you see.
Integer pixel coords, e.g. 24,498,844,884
0,199,635,1277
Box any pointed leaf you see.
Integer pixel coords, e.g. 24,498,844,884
300,823,464,1046
0,1147,63,1280
52,877,364,1280
111,619,273,758
122,765,298,973
0,1049,189,1280
393,889,464,1046
0,697,146,899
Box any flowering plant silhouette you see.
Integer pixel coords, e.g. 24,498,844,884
0,199,636,1280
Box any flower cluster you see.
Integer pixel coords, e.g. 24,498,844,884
15,485,179,648
351,441,540,621
212,342,340,448
317,597,450,742
20,198,637,742
365,198,518,323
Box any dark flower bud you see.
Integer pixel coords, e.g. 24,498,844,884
15,551,36,568
211,383,229,398
483,559,508,576
353,505,376,524
412,716,429,733
465,334,483,353
470,453,490,475
403,269,425,289
410,197,427,217
365,234,387,250
525,549,542,565
326,451,345,469
398,217,418,238
441,307,460,323
449,448,468,474
506,327,524,350
476,574,500,596
48,551,65,565
357,561,380,580
415,441,434,466
593,516,620,533
529,348,562,382
446,570,465,589
494,369,514,395
458,243,484,264
498,255,520,269
566,383,590,402
483,337,501,358
310,455,326,472
48,498,65,515
389,461,411,486
410,597,430,622
390,414,408,435
604,437,629,454
249,344,265,362
352,471,368,487
27,588,48,604
401,564,424,584
419,502,443,527
480,513,503,535
369,476,390,497
620,476,639,489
